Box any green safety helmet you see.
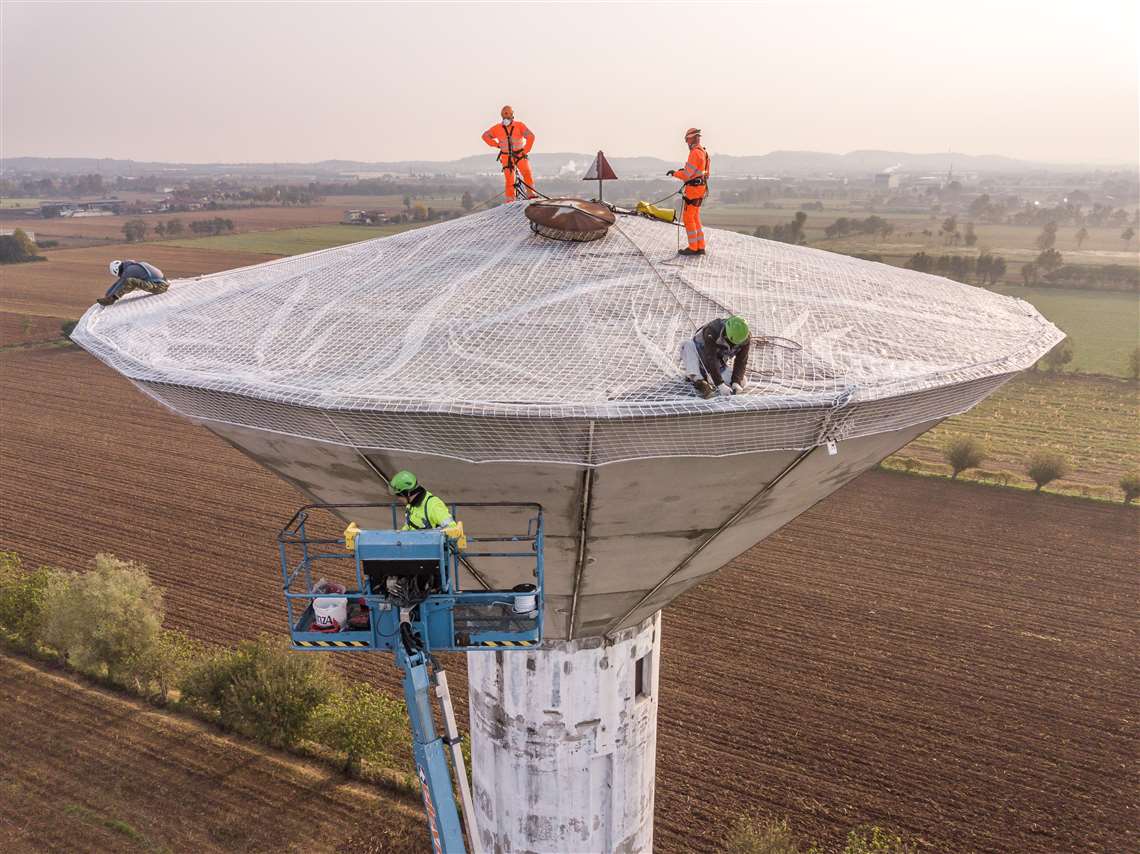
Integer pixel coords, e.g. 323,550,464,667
725,315,750,345
389,470,418,496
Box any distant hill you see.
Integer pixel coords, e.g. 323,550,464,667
2,150,1131,179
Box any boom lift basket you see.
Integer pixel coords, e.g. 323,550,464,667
277,502,544,653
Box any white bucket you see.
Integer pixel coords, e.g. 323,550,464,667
313,596,348,630
512,584,537,614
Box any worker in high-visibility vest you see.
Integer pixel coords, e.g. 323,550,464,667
482,105,536,200
390,470,455,531
667,128,710,256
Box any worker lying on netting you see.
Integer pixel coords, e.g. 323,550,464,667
482,105,536,200
96,259,169,306
681,315,751,398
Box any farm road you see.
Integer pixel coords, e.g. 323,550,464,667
1,345,1136,853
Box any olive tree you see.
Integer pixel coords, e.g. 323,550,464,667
944,437,986,479
41,554,163,682
1026,451,1069,492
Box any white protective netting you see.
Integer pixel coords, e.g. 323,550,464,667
72,202,1063,465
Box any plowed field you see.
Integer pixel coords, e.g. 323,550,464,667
0,312,69,346
0,654,425,853
0,245,279,318
1,345,1136,853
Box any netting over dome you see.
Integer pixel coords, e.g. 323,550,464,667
72,202,1062,465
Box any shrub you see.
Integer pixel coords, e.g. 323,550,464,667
841,825,919,853
0,229,43,263
1040,340,1073,373
309,683,411,777
943,436,986,479
125,628,202,703
41,553,164,682
121,219,148,242
722,816,802,854
0,552,64,646
181,634,332,747
1026,451,1069,492
1120,471,1140,505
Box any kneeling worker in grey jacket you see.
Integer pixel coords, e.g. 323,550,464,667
97,259,169,306
680,315,751,398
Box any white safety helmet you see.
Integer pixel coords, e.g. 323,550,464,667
109,260,122,276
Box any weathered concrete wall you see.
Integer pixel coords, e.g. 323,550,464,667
467,613,661,853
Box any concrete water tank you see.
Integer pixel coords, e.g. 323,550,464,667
72,203,1062,852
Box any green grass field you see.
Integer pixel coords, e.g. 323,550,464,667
890,372,1139,498
162,223,427,255
990,286,1139,377
705,202,1139,269
0,198,42,209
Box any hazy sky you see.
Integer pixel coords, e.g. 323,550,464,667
3,0,1137,165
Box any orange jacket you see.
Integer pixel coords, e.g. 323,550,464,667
673,145,709,197
482,121,535,159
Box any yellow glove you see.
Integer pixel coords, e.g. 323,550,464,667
343,522,361,551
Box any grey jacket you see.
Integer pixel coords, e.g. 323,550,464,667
694,318,751,386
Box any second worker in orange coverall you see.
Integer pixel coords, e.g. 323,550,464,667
482,105,536,200
668,127,710,256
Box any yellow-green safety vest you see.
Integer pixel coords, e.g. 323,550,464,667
403,491,454,531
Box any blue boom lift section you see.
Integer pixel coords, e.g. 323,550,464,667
277,502,543,854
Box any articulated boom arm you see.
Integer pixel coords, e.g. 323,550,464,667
275,502,545,854
398,624,475,853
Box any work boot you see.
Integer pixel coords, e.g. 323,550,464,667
693,379,714,399
678,248,705,257
96,296,118,306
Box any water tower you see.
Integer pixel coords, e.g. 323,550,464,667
73,204,1061,852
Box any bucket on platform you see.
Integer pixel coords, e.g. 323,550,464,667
312,579,348,631
313,597,348,630
511,583,538,614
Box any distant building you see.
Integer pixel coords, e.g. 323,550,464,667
342,209,391,225
874,172,900,190
40,198,124,218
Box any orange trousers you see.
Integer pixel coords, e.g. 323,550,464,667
682,194,706,250
501,154,535,200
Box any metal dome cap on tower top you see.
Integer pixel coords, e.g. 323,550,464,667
71,202,1062,466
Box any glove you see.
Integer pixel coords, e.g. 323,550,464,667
716,383,733,397
666,170,676,177
731,382,745,394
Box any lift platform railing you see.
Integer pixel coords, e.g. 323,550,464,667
277,502,544,654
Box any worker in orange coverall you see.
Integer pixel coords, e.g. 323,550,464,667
482,105,536,200
667,127,710,256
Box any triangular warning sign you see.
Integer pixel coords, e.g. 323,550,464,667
583,151,618,181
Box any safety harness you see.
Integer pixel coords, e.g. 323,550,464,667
682,147,711,208
496,121,527,172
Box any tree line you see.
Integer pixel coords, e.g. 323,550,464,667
122,217,235,242
0,552,418,782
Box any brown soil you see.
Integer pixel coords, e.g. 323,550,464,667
0,653,426,853
0,245,279,318
1,346,1136,854
0,312,70,347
